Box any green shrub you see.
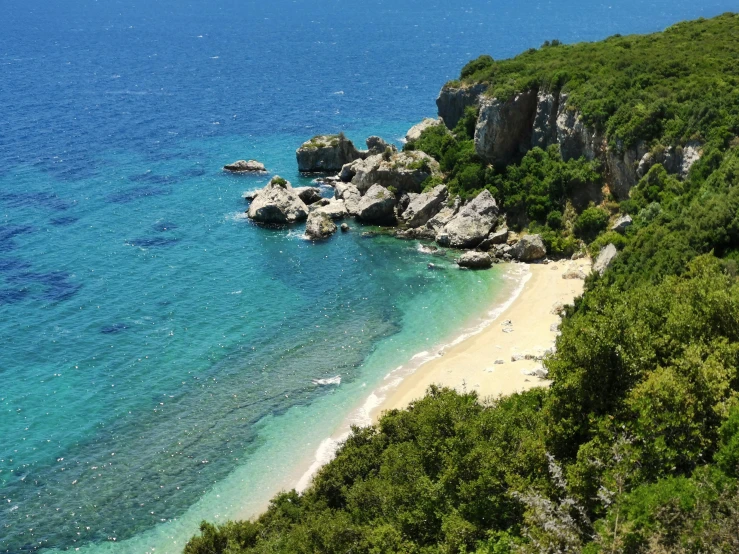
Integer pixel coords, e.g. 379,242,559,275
546,210,563,229
460,54,495,80
588,231,628,257
574,206,609,241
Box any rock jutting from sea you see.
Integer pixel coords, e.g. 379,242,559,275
243,128,557,264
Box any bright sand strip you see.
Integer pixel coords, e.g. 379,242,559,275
376,258,592,415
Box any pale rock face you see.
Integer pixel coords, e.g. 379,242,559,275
474,90,538,166
594,243,619,276
611,214,633,233
305,211,337,239
296,134,364,172
510,234,547,262
247,177,309,224
606,140,649,201
680,141,703,179
400,185,448,228
555,95,605,162
531,92,560,149
437,190,499,248
313,199,348,220
334,183,362,215
351,151,440,195
436,83,488,129
426,197,461,234
457,251,493,269
356,184,397,225
405,118,443,143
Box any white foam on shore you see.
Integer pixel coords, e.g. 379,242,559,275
293,264,532,493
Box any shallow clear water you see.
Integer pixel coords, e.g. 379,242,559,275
2,0,737,552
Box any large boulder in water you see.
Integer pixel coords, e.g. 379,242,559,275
400,185,448,228
247,176,308,224
293,187,323,205
351,151,440,194
357,184,397,225
296,134,364,172
436,190,498,248
510,234,546,262
305,211,337,240
457,251,493,269
224,159,266,172
312,199,348,220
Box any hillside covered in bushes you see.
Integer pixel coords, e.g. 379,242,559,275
186,14,739,553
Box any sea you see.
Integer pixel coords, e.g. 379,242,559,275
1,1,735,552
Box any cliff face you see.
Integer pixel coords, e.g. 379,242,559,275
461,88,701,200
436,84,487,130
474,90,538,167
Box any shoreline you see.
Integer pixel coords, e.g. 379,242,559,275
376,258,591,414
289,257,590,498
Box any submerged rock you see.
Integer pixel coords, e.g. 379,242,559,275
356,184,397,225
400,185,448,228
437,190,498,249
224,159,266,172
296,134,364,172
340,223,350,232
510,234,546,262
457,251,493,269
305,211,337,239
247,176,308,224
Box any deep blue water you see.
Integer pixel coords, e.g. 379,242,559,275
1,1,736,552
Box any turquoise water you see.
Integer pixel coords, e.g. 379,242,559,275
3,0,738,552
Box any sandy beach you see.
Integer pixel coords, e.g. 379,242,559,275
375,257,592,415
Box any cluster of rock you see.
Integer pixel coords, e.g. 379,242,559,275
224,160,267,173
436,85,703,200
295,134,397,173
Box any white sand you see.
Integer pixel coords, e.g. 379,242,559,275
375,258,591,415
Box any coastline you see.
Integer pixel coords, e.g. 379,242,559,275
376,258,591,414
289,257,590,500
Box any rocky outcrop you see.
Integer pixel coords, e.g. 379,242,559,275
611,214,633,233
356,184,397,225
305,211,337,240
334,183,361,215
479,227,509,250
366,136,394,156
510,234,546,262
224,160,266,172
296,134,364,172
437,83,488,129
607,140,649,200
474,90,539,166
457,251,493,269
400,185,448,228
247,176,308,224
555,96,605,162
594,243,618,275
293,187,322,205
312,199,348,220
436,190,499,248
426,198,461,235
406,118,443,143
531,92,560,149
351,151,440,194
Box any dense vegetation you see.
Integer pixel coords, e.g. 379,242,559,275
186,15,739,553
